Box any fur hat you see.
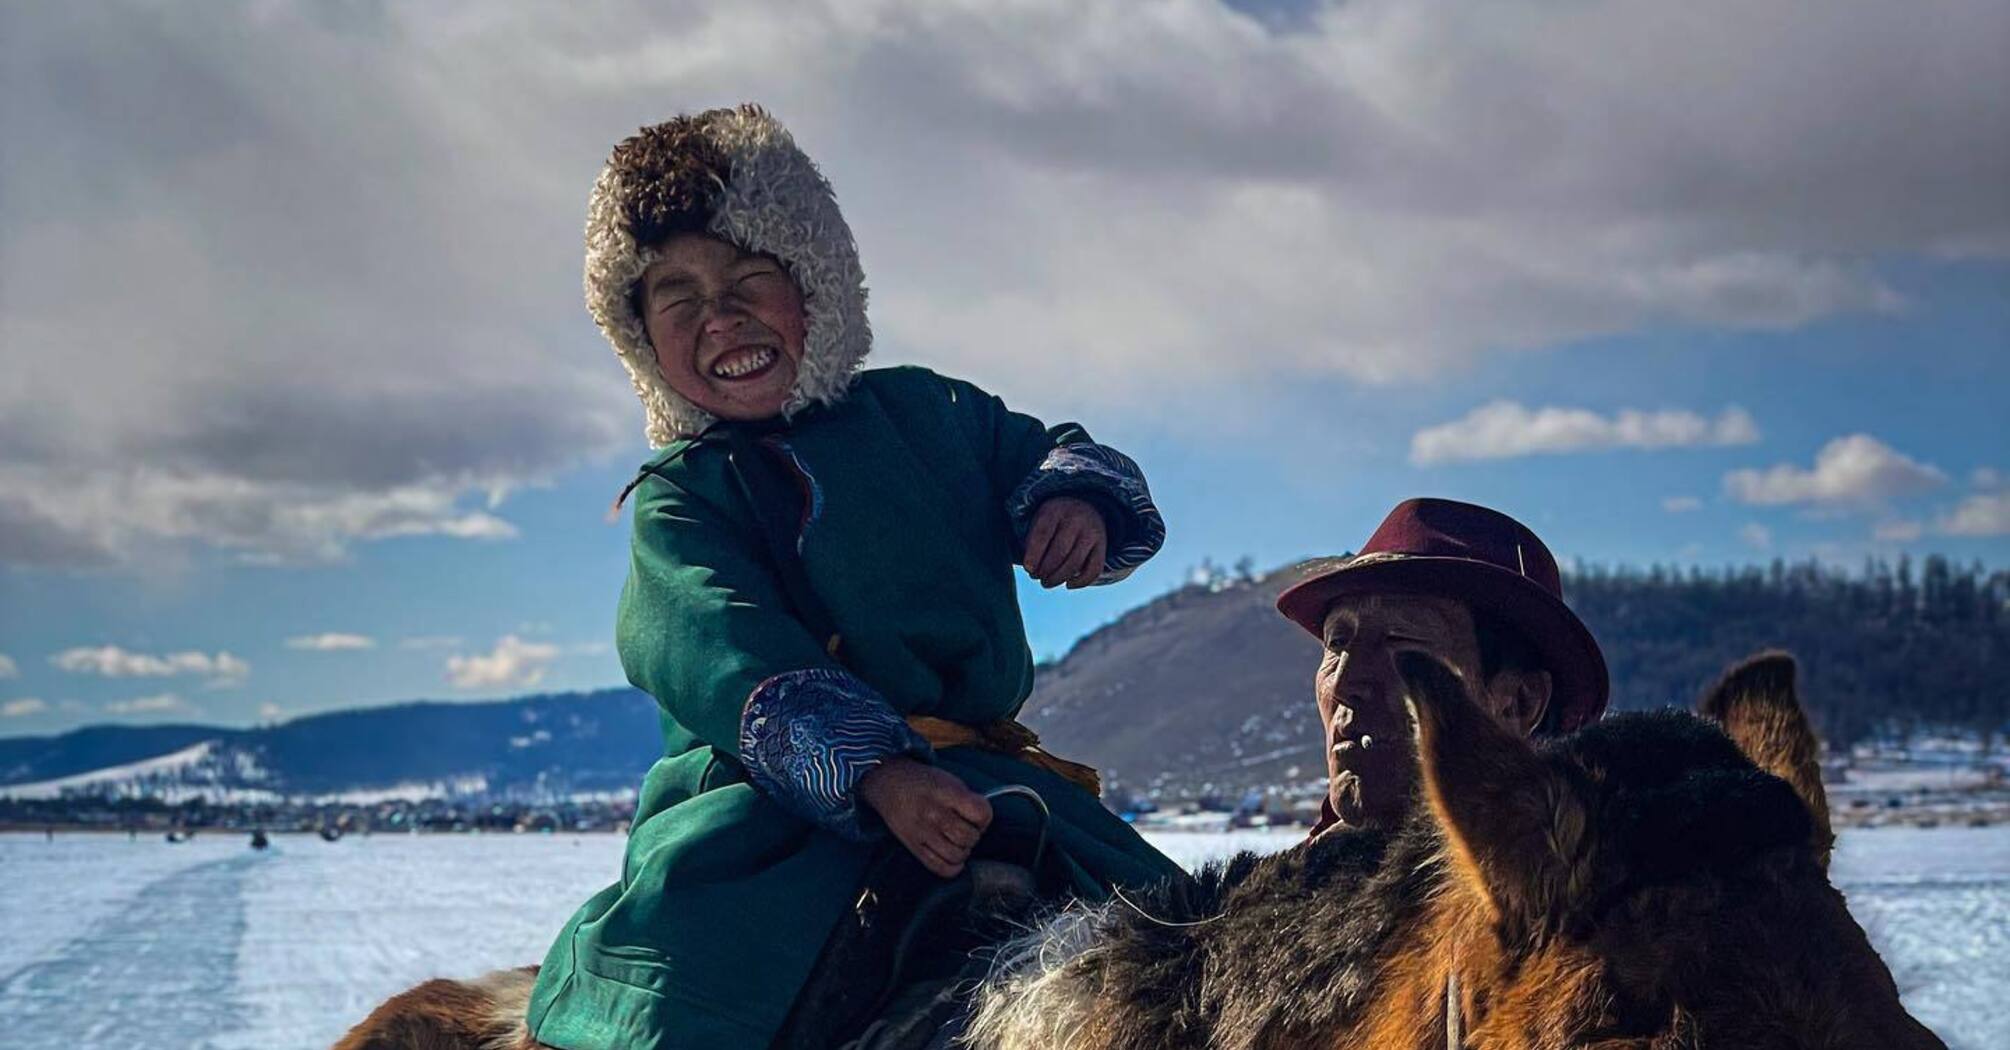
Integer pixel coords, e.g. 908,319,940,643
585,104,871,445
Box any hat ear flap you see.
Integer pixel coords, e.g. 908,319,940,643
1401,652,1592,946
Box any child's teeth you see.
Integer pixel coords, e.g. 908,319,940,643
713,348,775,378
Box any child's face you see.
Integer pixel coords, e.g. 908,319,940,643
640,233,808,422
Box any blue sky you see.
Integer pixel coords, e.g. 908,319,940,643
2,1,2005,735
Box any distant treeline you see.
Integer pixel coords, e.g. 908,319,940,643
1569,556,2010,744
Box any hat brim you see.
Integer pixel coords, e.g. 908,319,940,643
1276,555,1609,733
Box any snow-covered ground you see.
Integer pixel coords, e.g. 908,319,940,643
0,826,2000,1049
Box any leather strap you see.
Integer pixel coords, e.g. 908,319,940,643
906,715,1101,798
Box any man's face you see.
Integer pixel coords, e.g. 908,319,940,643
640,232,808,422
1314,592,1548,831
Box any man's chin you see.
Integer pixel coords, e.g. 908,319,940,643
1329,775,1406,831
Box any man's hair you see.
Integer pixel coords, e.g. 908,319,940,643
1473,608,1565,736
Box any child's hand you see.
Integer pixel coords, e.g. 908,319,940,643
1023,496,1107,589
858,757,994,878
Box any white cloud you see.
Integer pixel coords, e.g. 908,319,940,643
0,473,525,569
104,692,198,716
1936,492,2010,537
2,698,48,718
1974,467,2005,490
1662,496,1703,513
1411,402,1758,465
0,654,16,678
50,645,249,685
400,635,465,651
1740,522,1773,550
1873,519,1924,542
1724,435,1947,509
4,1,2002,568
446,635,560,691
285,633,377,652
257,702,286,722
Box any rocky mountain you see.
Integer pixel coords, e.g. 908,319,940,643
1019,564,1331,805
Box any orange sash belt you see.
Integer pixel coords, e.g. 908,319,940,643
904,715,1101,798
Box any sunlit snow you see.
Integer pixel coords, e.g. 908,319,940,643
0,826,1999,1049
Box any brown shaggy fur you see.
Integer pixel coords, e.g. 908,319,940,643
604,108,744,247
331,967,545,1050
1698,650,1835,869
342,652,1941,1050
960,650,1944,1050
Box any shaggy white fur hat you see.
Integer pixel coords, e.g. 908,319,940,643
584,105,871,445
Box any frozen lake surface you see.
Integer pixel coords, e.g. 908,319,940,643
2,825,2002,1048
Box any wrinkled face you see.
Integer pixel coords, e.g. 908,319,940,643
1316,594,1548,831
640,232,808,422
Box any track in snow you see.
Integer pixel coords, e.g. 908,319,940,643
1,850,267,1049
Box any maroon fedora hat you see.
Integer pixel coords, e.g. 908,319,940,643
1275,498,1609,733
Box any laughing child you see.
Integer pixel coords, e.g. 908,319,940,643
524,106,1183,1050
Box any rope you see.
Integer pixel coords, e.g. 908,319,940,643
1111,885,1228,929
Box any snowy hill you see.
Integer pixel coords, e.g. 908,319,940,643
0,741,261,802
0,689,662,802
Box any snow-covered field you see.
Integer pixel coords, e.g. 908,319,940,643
0,825,2000,1049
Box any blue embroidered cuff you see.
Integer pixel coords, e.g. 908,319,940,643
739,668,932,841
1007,443,1166,585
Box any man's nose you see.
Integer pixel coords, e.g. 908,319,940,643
1331,646,1400,723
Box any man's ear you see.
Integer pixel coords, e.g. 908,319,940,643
1484,667,1553,738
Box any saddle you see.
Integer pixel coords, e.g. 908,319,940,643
770,788,1065,1050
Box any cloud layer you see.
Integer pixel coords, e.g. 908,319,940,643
285,633,377,652
446,635,560,691
1412,402,1758,465
49,646,250,685
2,698,48,718
1724,434,1947,509
1938,493,2010,537
104,693,198,716
4,1,2003,568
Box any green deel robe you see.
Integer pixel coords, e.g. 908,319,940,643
526,366,1184,1049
